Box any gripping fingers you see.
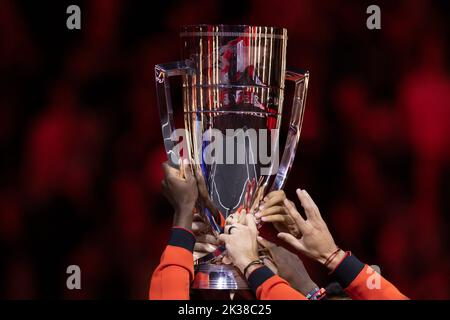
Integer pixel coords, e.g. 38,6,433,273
196,234,219,245
257,206,286,219
261,214,286,223
261,191,286,210
194,242,218,253
263,190,285,202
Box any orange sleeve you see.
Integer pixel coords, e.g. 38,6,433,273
331,253,408,300
248,266,308,300
148,228,195,300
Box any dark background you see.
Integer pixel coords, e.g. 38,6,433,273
1,0,449,299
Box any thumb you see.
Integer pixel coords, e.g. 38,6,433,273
257,236,275,249
277,232,305,252
218,234,229,243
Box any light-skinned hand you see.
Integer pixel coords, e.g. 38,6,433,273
218,212,260,276
277,189,345,271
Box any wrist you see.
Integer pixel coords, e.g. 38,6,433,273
236,256,260,274
317,244,339,264
325,249,346,272
289,275,317,295
173,208,194,230
244,263,264,279
296,278,318,295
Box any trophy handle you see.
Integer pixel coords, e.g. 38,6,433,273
269,70,309,191
155,60,195,167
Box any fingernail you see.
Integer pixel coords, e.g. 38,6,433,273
255,212,261,218
261,217,267,221
259,205,264,210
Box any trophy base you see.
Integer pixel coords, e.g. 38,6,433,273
192,263,249,290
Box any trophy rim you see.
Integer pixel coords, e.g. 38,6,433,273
180,24,287,39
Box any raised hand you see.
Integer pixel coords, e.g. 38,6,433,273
277,189,345,271
161,160,198,230
257,236,318,295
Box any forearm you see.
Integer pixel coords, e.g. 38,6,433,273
247,266,308,300
286,274,317,295
329,252,408,300
149,228,196,300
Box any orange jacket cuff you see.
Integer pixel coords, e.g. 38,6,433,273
330,253,365,289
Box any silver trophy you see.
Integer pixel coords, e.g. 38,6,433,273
155,25,309,290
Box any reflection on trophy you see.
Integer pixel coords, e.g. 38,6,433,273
155,25,309,290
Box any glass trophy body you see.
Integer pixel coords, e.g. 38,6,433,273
155,25,309,290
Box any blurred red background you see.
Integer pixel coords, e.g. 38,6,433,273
0,0,449,299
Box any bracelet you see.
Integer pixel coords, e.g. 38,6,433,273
323,247,341,267
308,287,327,300
243,259,265,278
328,250,351,275
259,255,275,266
305,287,320,299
